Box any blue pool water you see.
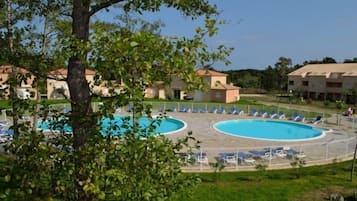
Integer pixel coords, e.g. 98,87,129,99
214,119,325,141
37,116,186,135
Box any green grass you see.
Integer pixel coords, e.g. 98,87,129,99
171,161,357,201
1,154,357,200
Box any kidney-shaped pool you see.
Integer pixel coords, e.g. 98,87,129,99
214,119,325,141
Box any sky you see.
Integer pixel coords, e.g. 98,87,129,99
100,0,357,71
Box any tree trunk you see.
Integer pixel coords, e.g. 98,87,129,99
69,1,95,200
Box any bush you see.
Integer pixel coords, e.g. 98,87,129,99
335,100,345,109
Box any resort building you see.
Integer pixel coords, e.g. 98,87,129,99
47,68,110,99
288,63,357,101
0,65,240,103
168,69,240,103
0,65,36,99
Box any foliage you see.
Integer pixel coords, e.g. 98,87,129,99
290,157,306,179
0,0,233,201
255,163,268,181
209,161,225,182
335,100,345,110
1,114,200,201
2,156,357,201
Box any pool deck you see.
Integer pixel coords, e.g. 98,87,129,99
155,111,357,171
1,108,356,171
163,111,355,149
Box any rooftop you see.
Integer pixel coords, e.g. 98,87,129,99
289,63,357,77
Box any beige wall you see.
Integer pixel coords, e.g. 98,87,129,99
343,77,357,89
288,74,357,100
210,77,226,87
47,74,96,99
226,89,239,103
0,70,37,99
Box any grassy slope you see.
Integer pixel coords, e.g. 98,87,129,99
172,161,357,201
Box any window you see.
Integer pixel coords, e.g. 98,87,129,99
326,82,342,88
289,80,294,85
215,92,222,98
302,81,308,86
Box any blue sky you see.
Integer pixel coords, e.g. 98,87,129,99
100,1,357,71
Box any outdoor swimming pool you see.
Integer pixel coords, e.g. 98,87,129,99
213,119,325,141
37,115,187,135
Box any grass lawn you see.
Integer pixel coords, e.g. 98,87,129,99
171,161,357,201
1,158,356,201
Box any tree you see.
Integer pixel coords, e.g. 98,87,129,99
274,57,292,92
343,57,357,63
1,1,232,201
261,66,279,91
67,3,218,197
321,56,337,64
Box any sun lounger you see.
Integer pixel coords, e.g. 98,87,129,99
218,153,238,164
192,107,199,113
276,111,285,119
295,115,305,122
269,111,277,119
285,148,306,159
258,110,267,118
170,106,177,112
200,106,207,113
250,149,274,160
307,115,322,124
194,152,209,164
249,109,258,116
237,152,255,164
217,106,226,114
178,153,191,163
273,147,287,158
235,109,244,115
288,112,299,120
179,106,187,112
209,106,217,113
228,107,236,114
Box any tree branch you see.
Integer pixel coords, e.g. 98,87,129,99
89,0,125,17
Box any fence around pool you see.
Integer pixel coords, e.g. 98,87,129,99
180,137,357,171
2,101,355,171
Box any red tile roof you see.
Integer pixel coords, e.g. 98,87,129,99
48,68,96,76
0,65,30,74
196,69,227,77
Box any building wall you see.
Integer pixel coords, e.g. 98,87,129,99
210,76,226,87
288,74,357,100
210,89,226,102
0,69,37,99
47,74,96,99
225,89,239,103
168,77,187,100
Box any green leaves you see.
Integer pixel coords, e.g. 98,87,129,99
130,41,139,47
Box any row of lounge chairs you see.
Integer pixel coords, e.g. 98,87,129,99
156,106,322,124
161,106,245,115
248,109,286,119
248,109,322,124
181,147,306,166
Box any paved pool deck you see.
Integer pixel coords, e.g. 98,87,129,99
162,111,355,149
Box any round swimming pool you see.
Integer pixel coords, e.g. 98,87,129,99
37,115,187,135
214,119,325,141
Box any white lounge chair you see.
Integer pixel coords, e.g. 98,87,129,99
195,152,209,164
